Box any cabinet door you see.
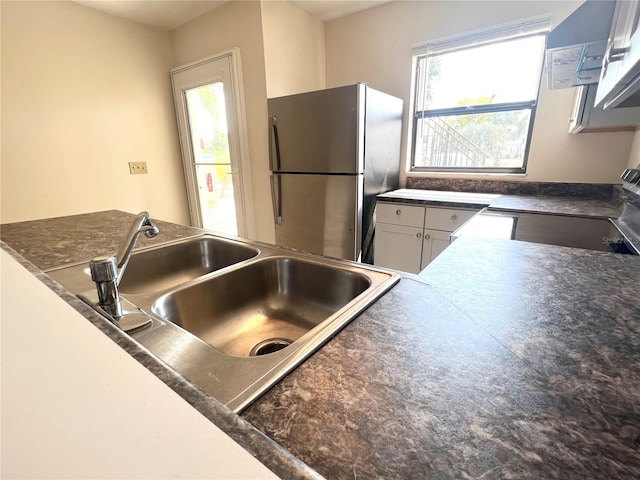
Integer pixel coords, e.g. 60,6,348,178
374,223,424,273
420,229,453,270
571,84,640,133
595,0,640,109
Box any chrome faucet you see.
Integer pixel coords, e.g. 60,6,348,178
89,212,159,318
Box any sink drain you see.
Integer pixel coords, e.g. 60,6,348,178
250,338,293,356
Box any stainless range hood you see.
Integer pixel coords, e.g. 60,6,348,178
546,0,616,89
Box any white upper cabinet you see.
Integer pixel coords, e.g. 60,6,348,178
595,0,640,109
569,84,640,133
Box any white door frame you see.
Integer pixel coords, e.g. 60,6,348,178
170,48,255,239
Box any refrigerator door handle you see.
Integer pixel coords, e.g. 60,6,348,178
269,116,282,171
270,174,282,225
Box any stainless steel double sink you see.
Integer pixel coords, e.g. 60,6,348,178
47,234,399,412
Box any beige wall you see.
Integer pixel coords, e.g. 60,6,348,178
171,1,274,242
261,0,326,97
628,131,640,169
325,0,635,185
1,1,189,224
3,0,635,232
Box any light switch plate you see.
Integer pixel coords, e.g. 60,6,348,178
128,162,148,175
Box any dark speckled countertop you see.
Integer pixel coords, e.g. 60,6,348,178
243,236,640,479
2,208,639,479
377,188,624,218
0,210,204,271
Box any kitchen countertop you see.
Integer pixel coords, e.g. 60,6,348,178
0,210,205,271
243,236,640,479
2,209,639,479
378,188,624,218
376,188,501,209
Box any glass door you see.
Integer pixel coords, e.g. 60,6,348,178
185,83,237,234
171,50,253,237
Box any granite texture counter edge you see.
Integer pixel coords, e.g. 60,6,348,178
1,241,325,480
376,196,492,210
377,189,624,219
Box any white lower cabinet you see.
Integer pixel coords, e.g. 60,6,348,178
374,202,477,273
420,229,452,270
375,223,424,273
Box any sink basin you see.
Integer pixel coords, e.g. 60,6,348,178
118,236,259,294
152,257,371,356
46,233,400,412
45,234,259,296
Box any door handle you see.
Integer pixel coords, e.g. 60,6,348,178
269,116,281,171
270,174,282,225
602,40,629,76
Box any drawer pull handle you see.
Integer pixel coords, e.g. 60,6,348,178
424,234,430,239
396,209,402,215
451,214,458,220
416,233,422,238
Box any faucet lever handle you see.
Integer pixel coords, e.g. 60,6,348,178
89,256,118,282
89,256,122,318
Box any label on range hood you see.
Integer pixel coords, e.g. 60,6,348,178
545,0,615,90
546,41,606,89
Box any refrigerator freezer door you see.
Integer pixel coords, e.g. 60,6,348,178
274,174,363,260
268,84,365,174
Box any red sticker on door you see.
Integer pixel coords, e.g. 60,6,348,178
206,173,213,192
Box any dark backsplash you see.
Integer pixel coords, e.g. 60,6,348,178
405,177,619,200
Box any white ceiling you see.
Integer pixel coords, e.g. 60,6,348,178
72,1,393,31
73,1,228,30
290,0,392,22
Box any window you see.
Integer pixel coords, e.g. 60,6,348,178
411,17,550,174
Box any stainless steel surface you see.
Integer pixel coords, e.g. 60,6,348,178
89,256,122,317
611,203,640,254
268,115,281,171
113,211,160,283
268,83,403,262
267,84,363,174
116,235,259,294
48,233,400,413
361,87,403,262
152,256,371,356
79,291,153,332
270,174,282,225
274,174,361,260
89,212,159,320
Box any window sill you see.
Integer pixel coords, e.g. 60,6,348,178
407,171,528,178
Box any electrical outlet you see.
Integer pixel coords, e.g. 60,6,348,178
128,162,148,175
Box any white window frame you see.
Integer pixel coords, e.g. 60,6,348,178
409,16,551,175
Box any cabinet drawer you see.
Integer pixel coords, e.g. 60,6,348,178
377,203,425,228
425,208,476,232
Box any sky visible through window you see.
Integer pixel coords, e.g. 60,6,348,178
425,35,545,110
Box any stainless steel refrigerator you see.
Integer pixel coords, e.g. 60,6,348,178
268,83,403,263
